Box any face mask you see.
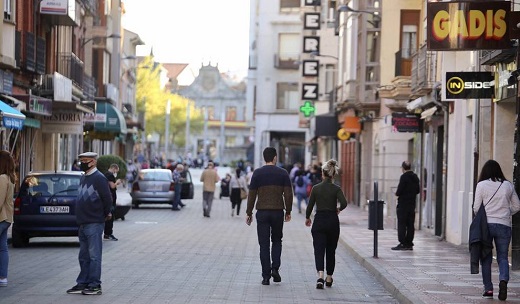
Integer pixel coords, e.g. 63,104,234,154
80,161,91,172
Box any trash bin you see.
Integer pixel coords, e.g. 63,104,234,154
368,200,384,230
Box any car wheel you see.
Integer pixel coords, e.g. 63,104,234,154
121,216,125,221
12,230,29,248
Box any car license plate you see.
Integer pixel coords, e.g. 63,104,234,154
40,206,69,213
148,185,161,191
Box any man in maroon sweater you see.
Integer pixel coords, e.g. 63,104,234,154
246,147,293,285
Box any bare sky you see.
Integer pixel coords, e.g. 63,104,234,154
122,0,250,84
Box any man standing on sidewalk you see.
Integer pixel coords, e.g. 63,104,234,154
200,161,220,217
67,152,113,295
246,147,293,285
392,161,420,251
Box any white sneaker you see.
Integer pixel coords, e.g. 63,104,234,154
0,278,7,287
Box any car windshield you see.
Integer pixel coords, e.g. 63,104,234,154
24,175,81,197
141,171,171,181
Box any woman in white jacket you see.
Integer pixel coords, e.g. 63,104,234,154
229,168,248,217
473,160,520,300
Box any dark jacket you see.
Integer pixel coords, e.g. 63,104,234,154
395,171,420,206
468,204,493,274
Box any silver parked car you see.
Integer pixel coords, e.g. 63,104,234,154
130,168,194,208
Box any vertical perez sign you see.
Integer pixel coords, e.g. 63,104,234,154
427,1,510,50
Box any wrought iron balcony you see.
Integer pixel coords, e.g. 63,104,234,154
57,52,84,87
411,44,436,98
274,52,300,70
83,74,97,100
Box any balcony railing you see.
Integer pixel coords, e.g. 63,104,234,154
22,32,46,74
57,52,84,87
274,53,300,70
83,74,97,100
411,44,436,97
80,0,98,16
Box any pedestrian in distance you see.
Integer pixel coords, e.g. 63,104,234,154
103,164,120,241
473,160,520,300
294,169,311,214
246,147,293,285
200,161,220,217
391,161,420,251
71,159,81,171
0,151,16,287
67,152,113,296
171,163,186,210
219,173,231,199
305,159,347,289
229,168,247,216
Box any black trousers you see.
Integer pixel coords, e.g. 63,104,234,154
396,203,415,247
104,203,115,236
230,188,242,215
256,210,284,279
311,211,340,275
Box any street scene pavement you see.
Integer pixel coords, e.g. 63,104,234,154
2,167,520,303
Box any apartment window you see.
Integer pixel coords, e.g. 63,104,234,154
277,33,300,69
225,136,236,148
4,0,12,21
277,82,299,110
226,106,237,121
324,64,335,99
280,0,300,12
105,0,112,15
401,25,417,59
207,106,215,120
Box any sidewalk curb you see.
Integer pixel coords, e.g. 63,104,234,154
338,233,423,304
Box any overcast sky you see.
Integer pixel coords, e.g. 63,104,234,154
122,0,250,84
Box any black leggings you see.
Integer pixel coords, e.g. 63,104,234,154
311,211,340,275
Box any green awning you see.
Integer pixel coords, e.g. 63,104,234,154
93,102,127,135
23,117,41,129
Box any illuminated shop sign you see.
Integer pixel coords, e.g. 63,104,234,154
427,1,510,50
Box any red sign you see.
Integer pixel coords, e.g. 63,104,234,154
427,1,510,50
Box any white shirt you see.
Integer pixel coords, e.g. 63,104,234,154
473,179,520,227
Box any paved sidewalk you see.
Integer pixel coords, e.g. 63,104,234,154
337,203,520,303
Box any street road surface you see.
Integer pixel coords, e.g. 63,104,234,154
1,167,396,303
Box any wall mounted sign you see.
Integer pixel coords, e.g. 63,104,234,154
300,101,316,117
303,36,320,53
427,1,510,50
304,13,321,30
391,113,423,133
302,60,319,77
301,83,318,100
445,72,494,99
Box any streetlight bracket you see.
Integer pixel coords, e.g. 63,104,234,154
81,33,121,47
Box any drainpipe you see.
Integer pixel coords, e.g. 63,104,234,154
432,95,448,241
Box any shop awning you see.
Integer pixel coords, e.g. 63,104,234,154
94,102,127,135
0,100,25,130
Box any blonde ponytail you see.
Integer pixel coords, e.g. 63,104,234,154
321,159,339,178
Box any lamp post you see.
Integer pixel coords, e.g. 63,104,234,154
165,99,171,160
185,101,191,157
81,33,121,47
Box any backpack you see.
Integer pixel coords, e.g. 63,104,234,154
296,176,304,187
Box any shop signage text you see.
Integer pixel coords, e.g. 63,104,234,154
427,1,510,50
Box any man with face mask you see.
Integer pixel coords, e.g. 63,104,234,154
67,152,113,296
103,164,120,241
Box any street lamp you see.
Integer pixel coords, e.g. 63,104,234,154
81,33,121,47
310,51,338,60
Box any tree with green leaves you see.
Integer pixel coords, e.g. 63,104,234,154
136,56,203,153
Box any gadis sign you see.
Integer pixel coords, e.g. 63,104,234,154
427,1,510,50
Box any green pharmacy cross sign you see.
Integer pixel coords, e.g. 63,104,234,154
300,101,315,117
